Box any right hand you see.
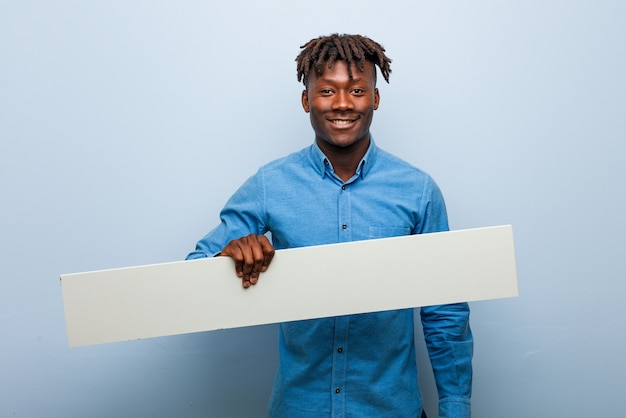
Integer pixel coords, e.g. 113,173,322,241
219,233,275,288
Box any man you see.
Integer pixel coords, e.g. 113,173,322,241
187,34,473,418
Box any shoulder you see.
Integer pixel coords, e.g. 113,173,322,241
373,147,438,186
256,146,311,175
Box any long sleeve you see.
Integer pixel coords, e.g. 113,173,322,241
417,178,474,417
421,303,473,417
186,172,267,260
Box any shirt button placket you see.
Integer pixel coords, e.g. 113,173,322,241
338,184,350,242
331,317,349,417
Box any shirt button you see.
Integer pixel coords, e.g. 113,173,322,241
335,388,341,394
337,347,343,353
342,224,347,229
341,185,346,190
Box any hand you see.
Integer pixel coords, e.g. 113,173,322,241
220,234,275,288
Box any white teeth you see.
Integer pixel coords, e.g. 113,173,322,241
331,120,353,125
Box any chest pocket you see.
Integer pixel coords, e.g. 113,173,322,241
368,226,411,239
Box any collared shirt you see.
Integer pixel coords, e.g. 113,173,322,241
187,140,473,418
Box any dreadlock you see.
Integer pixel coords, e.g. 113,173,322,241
296,34,392,87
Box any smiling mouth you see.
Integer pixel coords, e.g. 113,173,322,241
330,119,356,125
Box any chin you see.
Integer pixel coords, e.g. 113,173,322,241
326,140,359,149
327,135,366,147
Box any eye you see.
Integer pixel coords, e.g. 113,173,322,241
320,89,333,95
352,88,364,95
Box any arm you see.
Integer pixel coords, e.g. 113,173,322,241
416,178,473,417
421,303,473,418
186,172,275,287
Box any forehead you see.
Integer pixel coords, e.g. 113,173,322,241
310,60,376,84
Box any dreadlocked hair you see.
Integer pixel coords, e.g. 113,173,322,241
296,34,392,86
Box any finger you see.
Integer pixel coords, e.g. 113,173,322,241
238,235,257,273
240,234,270,287
249,239,268,284
245,234,271,285
259,236,275,272
242,276,252,288
221,240,247,281
239,245,251,288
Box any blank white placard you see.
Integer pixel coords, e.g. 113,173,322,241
61,225,518,347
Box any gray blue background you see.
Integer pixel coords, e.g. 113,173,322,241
1,1,625,417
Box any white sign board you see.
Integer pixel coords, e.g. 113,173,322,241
61,225,518,347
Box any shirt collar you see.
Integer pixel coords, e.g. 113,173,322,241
309,136,379,180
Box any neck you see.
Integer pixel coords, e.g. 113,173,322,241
316,136,370,182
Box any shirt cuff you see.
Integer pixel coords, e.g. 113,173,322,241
439,396,471,418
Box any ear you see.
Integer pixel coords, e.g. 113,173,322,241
374,88,380,110
301,89,310,113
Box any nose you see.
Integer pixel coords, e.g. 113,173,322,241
331,90,354,111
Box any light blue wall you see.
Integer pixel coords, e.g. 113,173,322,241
1,1,625,417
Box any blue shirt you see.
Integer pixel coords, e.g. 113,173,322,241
187,140,473,418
